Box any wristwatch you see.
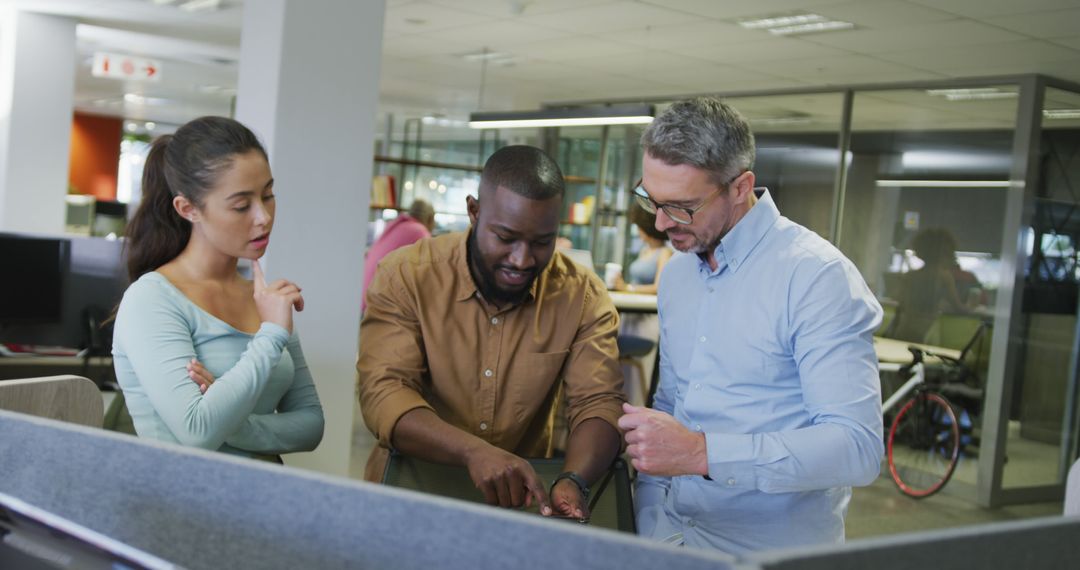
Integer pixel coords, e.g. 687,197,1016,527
552,471,590,500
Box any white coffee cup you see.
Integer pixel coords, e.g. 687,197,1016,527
604,263,622,289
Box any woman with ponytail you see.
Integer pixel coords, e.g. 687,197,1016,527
112,116,324,461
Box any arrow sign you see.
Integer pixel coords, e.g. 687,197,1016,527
92,52,162,82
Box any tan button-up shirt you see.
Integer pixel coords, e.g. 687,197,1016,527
358,231,625,481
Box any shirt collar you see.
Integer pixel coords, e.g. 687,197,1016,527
700,188,779,275
453,229,543,306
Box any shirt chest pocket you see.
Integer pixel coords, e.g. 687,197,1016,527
507,350,569,417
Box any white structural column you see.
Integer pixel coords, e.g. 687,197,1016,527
235,0,384,475
0,9,76,234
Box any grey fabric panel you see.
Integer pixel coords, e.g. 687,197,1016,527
747,515,1080,570
0,410,733,570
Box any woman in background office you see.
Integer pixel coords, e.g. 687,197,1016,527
612,200,673,295
112,116,324,461
611,200,672,405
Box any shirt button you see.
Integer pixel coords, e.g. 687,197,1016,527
699,336,707,343
484,369,493,377
695,424,702,431
480,422,488,431
688,519,697,528
694,383,701,390
727,478,736,486
491,317,499,325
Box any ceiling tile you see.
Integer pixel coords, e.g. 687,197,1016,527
668,37,850,64
595,20,762,50
511,36,636,61
876,40,1080,73
813,1,958,28
382,33,475,59
426,0,618,18
566,49,714,75
804,20,1027,54
384,1,500,33
636,0,860,21
906,0,1080,19
426,18,572,48
519,1,700,34
984,9,1080,39
760,54,929,79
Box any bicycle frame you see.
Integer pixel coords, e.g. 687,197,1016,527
881,356,926,414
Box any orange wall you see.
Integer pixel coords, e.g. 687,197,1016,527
68,112,122,200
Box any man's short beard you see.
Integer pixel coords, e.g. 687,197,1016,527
467,230,533,306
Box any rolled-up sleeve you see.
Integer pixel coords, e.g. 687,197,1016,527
356,260,434,447
562,277,626,435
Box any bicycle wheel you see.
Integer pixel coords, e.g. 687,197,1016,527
887,391,961,498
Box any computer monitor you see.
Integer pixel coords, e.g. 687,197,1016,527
0,492,178,570
0,233,67,325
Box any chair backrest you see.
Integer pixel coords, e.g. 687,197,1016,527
925,313,992,383
1066,458,1080,516
0,375,103,427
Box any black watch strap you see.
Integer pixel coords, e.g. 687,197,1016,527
552,471,590,500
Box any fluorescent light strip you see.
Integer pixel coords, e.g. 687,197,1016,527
876,180,1012,188
926,88,1018,101
1044,109,1080,120
468,116,654,129
769,21,854,35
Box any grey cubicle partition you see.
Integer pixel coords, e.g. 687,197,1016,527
0,410,734,570
745,515,1080,570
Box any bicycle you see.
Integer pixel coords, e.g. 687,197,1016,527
879,329,985,499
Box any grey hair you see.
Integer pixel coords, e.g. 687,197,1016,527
641,97,755,185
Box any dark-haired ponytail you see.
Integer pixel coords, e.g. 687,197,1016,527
124,135,191,282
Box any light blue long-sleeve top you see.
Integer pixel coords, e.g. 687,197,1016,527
112,271,324,457
636,190,883,555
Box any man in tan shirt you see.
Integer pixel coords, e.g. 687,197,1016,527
358,145,625,520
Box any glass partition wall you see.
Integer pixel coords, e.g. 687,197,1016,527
374,74,1080,507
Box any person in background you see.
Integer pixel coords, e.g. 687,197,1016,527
112,116,324,462
358,145,625,521
361,199,436,311
890,227,982,343
612,199,674,295
618,97,883,554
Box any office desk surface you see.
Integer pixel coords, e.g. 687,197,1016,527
609,291,657,314
874,336,961,364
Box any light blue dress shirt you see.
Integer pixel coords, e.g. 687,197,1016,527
636,190,883,555
112,272,324,457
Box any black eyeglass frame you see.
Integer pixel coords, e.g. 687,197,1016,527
632,171,745,225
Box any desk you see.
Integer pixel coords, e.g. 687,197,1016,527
874,336,961,367
608,291,657,314
0,356,113,386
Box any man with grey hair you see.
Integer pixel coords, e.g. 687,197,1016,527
618,97,884,554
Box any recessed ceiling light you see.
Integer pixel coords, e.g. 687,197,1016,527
769,21,854,35
404,17,426,25
739,14,827,29
739,13,853,35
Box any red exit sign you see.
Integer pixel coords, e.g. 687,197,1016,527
91,53,162,82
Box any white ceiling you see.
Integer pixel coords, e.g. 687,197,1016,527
4,0,1080,131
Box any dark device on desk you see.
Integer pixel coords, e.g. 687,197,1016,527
0,492,181,569
0,234,67,324
382,454,636,533
0,233,126,352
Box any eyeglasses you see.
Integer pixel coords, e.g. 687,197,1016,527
632,171,743,225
